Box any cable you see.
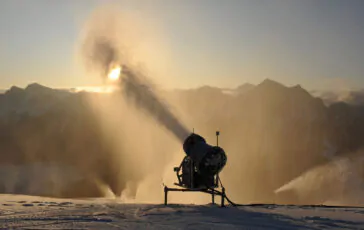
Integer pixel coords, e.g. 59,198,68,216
216,175,245,207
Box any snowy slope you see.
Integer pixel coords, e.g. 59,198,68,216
0,195,363,229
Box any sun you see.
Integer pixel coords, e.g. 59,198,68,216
108,66,121,81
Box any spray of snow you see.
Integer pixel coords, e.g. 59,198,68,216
275,151,364,206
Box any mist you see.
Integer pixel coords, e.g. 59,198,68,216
275,150,364,206
80,5,189,143
78,5,204,204
73,5,364,206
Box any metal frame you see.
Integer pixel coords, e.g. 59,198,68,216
164,130,227,207
164,185,226,207
164,156,226,207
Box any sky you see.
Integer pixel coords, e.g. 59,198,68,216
0,0,364,90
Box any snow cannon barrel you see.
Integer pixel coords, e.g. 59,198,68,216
183,133,227,176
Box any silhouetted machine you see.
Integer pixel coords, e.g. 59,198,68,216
164,131,228,206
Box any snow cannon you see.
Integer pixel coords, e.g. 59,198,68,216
164,131,229,207
183,133,227,177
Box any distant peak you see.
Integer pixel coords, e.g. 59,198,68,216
290,84,313,97
250,79,318,102
6,86,24,95
25,83,50,91
260,79,285,87
9,86,23,91
255,79,287,92
292,84,302,89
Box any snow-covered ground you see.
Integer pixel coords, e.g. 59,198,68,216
0,195,363,229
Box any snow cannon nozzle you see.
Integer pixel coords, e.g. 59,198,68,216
183,133,227,176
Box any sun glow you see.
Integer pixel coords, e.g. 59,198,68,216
108,66,121,81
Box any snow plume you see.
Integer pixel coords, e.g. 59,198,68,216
79,5,189,142
78,5,195,203
79,5,130,78
275,150,364,206
120,66,190,142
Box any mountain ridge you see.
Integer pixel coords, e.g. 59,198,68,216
0,80,363,204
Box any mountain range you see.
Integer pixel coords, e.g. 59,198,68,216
0,80,363,205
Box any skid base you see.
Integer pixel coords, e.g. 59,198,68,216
164,184,226,207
